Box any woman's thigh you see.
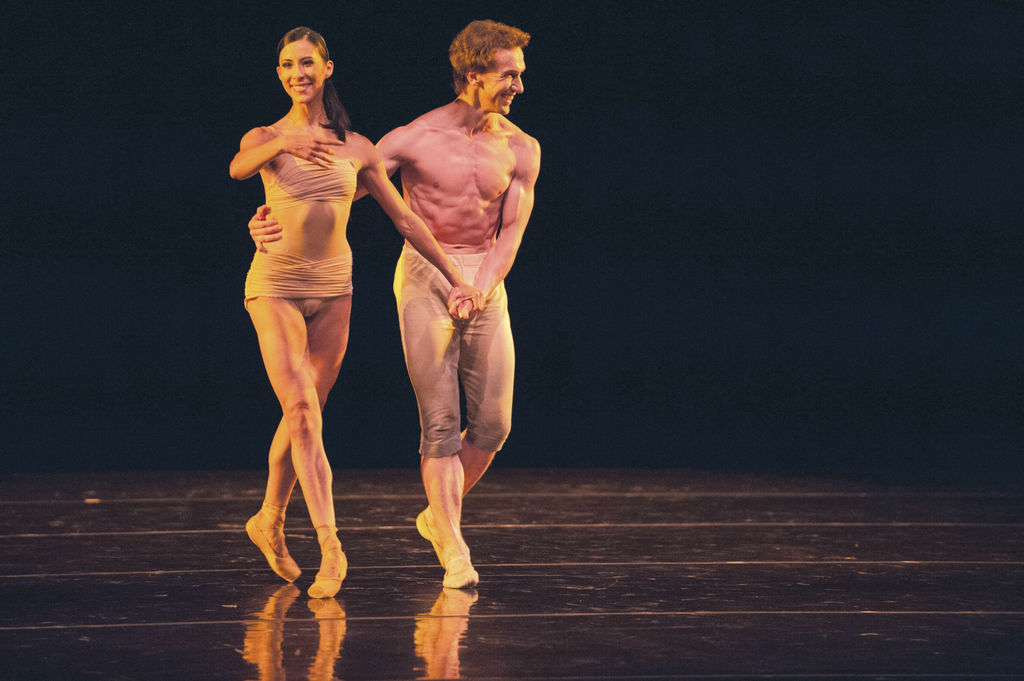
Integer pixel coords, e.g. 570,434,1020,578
305,295,353,403
247,297,318,408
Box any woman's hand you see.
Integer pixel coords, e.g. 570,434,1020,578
278,132,345,168
249,205,282,252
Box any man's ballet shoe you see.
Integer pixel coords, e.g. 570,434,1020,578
308,545,347,599
441,553,479,590
416,508,445,566
246,514,301,582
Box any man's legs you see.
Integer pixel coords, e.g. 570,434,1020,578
458,437,496,494
396,249,480,586
417,438,494,587
457,283,513,483
419,283,514,587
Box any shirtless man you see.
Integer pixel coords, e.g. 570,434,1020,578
250,20,540,589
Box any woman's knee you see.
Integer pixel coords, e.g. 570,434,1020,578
283,400,321,442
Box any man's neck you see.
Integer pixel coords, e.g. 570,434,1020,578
451,96,492,136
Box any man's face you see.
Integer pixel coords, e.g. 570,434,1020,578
474,47,525,115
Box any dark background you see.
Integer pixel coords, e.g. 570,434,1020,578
3,1,1021,481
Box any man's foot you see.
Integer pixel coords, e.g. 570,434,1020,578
418,507,479,588
416,508,445,567
441,553,479,590
246,513,301,582
308,544,347,599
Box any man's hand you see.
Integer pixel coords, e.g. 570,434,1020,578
447,282,483,320
249,205,282,252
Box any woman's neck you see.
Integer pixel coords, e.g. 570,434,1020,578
285,101,327,129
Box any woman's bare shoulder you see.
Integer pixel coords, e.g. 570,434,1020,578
239,125,280,150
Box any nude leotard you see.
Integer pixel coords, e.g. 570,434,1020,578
244,130,358,302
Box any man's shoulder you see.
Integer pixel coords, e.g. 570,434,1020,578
500,119,540,160
488,115,538,149
383,107,446,138
401,105,456,134
379,108,460,156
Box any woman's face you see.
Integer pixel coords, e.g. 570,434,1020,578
276,39,334,104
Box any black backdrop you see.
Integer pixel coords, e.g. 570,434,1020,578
3,1,1022,481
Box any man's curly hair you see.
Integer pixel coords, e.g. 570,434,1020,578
449,20,530,95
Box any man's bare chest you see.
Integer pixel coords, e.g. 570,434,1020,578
409,135,516,201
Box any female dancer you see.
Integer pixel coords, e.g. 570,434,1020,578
230,27,480,598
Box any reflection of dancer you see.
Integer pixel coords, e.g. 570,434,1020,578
242,585,299,681
231,27,481,599
306,599,347,681
414,589,479,679
241,584,347,681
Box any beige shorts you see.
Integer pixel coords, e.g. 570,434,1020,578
393,246,515,458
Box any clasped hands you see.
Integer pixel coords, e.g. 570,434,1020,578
447,282,482,320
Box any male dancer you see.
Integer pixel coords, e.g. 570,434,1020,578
250,20,539,589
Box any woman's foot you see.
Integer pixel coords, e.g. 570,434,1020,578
246,513,301,582
308,536,347,599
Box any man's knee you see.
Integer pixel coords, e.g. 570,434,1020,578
467,411,512,453
420,408,463,458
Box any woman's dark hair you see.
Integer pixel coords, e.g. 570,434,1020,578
278,27,351,141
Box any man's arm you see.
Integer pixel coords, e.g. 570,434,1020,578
472,134,541,298
354,134,482,317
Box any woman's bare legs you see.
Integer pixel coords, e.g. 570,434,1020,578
261,308,349,508
247,296,351,596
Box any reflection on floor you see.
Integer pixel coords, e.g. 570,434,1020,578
242,584,347,681
415,589,477,679
1,467,1023,679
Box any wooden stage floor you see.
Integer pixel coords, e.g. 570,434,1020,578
1,467,1022,680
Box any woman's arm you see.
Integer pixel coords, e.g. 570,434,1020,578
229,127,282,180
229,126,346,180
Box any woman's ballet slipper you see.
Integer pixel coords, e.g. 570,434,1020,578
246,514,301,582
416,508,445,567
308,545,348,599
441,553,479,590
